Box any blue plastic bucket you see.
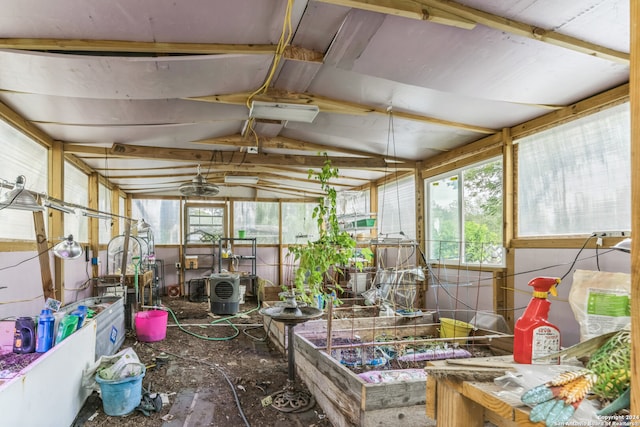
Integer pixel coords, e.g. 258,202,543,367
95,367,145,416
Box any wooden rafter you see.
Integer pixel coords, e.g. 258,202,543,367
101,143,403,169
192,134,409,161
188,90,497,135
317,0,629,64
0,38,324,62
315,0,476,29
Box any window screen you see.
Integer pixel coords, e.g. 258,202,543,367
0,120,47,240
378,175,416,240
98,184,113,244
234,201,279,244
517,102,630,236
64,161,88,242
132,199,180,244
281,202,319,244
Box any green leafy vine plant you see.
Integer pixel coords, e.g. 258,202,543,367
288,154,373,306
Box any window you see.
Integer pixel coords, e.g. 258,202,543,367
281,202,319,244
234,201,279,244
0,120,47,240
378,175,416,239
185,204,225,243
98,184,113,244
64,161,88,242
427,159,503,265
119,196,125,235
132,199,180,244
517,102,630,236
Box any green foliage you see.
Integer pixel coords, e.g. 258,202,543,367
288,154,372,304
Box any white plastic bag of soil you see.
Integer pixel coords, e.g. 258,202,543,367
569,269,630,342
82,347,145,392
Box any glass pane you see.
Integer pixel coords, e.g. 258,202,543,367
63,161,88,242
234,201,279,244
119,197,125,235
378,176,416,239
281,202,319,244
517,103,631,236
132,199,180,244
428,175,460,261
463,160,503,264
186,205,225,243
0,120,47,240
98,184,113,244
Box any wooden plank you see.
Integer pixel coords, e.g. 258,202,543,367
462,381,514,421
361,404,435,427
33,210,55,301
425,375,436,419
0,38,320,58
513,410,545,427
435,378,484,427
50,141,65,303
485,409,521,427
362,380,426,411
630,0,640,417
295,339,361,427
109,143,390,169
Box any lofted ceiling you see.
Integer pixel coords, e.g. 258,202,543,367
0,0,630,199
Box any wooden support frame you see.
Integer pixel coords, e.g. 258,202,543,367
629,0,639,415
33,210,55,301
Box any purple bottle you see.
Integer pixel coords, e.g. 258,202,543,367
13,316,36,354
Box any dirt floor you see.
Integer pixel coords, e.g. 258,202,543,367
73,295,334,427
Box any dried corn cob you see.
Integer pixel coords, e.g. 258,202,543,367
586,330,631,400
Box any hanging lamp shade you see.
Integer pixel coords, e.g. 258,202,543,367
53,235,83,260
0,175,44,212
179,165,219,197
611,238,631,253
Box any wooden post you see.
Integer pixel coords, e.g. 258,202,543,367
49,140,65,302
33,210,55,301
629,0,639,416
435,379,484,427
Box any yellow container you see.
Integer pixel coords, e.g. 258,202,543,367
439,318,474,338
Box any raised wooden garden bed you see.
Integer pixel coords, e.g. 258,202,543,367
272,312,512,427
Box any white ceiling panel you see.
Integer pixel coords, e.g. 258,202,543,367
0,0,629,197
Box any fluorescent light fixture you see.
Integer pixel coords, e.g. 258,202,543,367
0,175,44,212
52,235,83,260
224,176,259,185
249,101,319,123
44,201,76,214
82,211,112,220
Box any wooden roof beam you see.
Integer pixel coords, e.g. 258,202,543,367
317,0,629,64
188,90,497,135
0,38,324,62
107,143,400,169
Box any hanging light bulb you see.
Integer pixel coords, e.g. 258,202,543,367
52,235,83,260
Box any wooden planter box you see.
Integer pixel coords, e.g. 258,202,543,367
286,315,511,427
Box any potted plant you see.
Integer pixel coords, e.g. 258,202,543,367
287,154,373,307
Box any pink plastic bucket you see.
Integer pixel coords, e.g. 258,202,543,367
135,310,168,342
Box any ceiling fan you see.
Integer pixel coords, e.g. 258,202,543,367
179,165,219,197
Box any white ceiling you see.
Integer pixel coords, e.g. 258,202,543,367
0,0,630,198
